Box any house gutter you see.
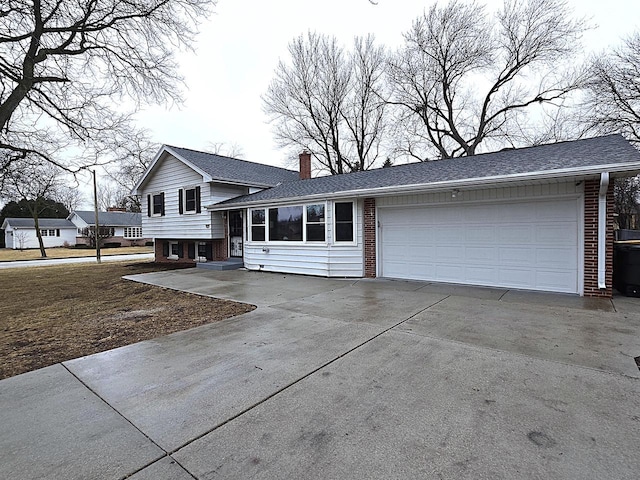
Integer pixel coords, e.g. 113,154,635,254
598,172,610,290
206,162,640,211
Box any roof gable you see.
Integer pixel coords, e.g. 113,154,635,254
133,145,299,194
210,135,640,208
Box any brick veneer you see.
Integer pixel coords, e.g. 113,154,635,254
363,198,376,278
583,179,614,297
153,238,226,263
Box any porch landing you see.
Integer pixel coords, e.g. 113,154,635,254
196,258,244,271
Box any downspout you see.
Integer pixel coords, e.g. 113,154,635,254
598,172,610,290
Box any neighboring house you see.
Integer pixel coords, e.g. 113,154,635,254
68,210,148,247
2,218,77,249
135,135,640,298
132,145,299,263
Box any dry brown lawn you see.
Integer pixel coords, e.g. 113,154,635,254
0,245,153,261
0,261,255,379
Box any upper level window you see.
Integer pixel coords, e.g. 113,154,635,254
306,204,325,242
152,193,164,216
269,206,303,241
251,209,265,241
335,202,354,242
179,186,201,214
185,188,197,212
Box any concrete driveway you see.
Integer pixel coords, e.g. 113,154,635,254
1,269,639,479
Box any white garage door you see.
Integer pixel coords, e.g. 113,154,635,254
379,198,580,293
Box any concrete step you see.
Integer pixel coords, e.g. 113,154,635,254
196,259,244,271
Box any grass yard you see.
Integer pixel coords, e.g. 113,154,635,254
0,261,255,380
0,245,153,262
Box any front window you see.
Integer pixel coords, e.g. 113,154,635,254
335,202,354,242
49,229,56,236
251,209,265,241
269,206,303,241
40,229,48,236
124,227,142,239
306,204,325,241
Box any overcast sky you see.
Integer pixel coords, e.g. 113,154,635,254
130,0,639,172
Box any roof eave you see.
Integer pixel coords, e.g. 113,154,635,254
206,162,640,210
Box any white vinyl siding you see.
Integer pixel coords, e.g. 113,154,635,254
244,199,364,277
4,227,77,249
378,182,583,294
140,155,247,240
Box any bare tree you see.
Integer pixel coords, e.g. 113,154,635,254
102,130,158,212
582,32,640,227
614,177,640,230
263,32,389,174
206,142,246,159
387,0,587,160
0,0,215,187
583,32,640,146
14,230,28,251
3,161,63,257
54,185,85,214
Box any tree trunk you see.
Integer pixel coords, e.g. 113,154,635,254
32,215,47,258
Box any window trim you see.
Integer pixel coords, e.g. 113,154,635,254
168,241,180,260
250,208,266,242
304,204,326,242
334,201,356,244
123,226,143,239
152,192,165,217
248,202,328,244
179,186,201,215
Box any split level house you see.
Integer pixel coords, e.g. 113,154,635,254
132,135,640,298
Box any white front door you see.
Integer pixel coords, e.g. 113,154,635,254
379,198,580,294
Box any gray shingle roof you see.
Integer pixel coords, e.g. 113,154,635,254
3,218,76,228
211,135,640,208
167,146,299,187
72,211,141,226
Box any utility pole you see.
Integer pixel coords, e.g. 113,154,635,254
93,170,101,264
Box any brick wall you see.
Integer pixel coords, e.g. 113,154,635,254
363,198,376,278
153,239,227,263
583,179,614,297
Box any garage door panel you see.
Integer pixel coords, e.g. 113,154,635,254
501,226,535,243
535,247,577,269
465,227,496,243
536,271,577,293
465,246,498,263
435,264,466,281
380,198,580,294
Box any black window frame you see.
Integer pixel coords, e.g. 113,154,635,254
152,193,165,216
335,202,354,243
269,205,303,242
305,204,326,242
250,208,266,242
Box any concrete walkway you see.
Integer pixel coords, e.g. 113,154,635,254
0,252,154,269
1,269,639,479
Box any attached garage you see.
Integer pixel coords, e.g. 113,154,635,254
212,135,640,298
379,196,581,294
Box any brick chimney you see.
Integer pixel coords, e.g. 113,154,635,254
299,150,311,180
107,207,126,212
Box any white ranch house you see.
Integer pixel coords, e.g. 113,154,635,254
2,218,77,249
133,135,640,298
